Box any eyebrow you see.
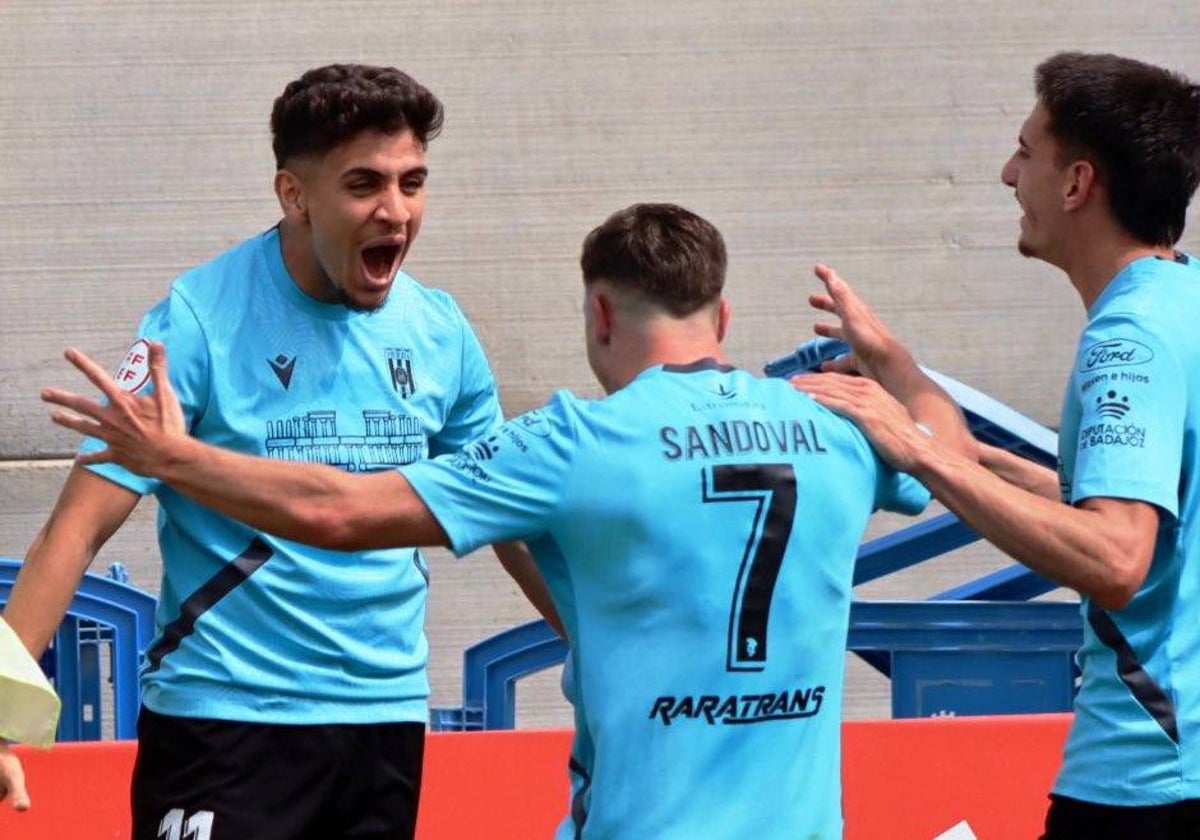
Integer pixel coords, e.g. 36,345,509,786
340,166,429,181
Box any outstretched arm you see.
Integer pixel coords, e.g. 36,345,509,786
44,343,447,553
792,372,1157,610
1,465,140,811
804,264,977,459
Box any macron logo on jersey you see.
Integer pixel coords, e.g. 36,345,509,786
114,339,152,393
267,354,296,390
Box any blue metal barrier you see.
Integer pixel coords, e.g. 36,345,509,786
434,598,1084,729
847,600,1081,717
0,559,156,741
432,620,567,731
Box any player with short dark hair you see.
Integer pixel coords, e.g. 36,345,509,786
44,202,967,839
795,52,1200,839
579,202,727,315
1033,52,1199,248
0,63,556,840
270,64,445,168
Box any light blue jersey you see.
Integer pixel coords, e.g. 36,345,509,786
404,360,929,839
83,226,502,724
1055,253,1200,805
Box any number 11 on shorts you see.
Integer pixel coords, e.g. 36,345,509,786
158,809,214,840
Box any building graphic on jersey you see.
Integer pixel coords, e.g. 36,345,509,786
265,409,426,471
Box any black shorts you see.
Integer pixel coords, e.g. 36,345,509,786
1041,793,1200,840
131,707,425,840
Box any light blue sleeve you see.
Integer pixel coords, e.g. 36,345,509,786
403,394,577,556
816,405,930,516
429,305,504,457
1069,313,1183,517
81,289,211,496
874,467,931,516
839,415,929,515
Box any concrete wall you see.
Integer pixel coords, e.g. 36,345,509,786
3,1,1199,725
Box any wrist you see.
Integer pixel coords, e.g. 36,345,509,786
866,341,919,389
895,421,941,475
154,434,199,482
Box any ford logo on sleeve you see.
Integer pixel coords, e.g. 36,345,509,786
1078,338,1154,372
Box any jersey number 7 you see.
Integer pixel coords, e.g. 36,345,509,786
702,463,798,672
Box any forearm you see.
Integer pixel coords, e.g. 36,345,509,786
977,442,1060,500
150,437,330,543
4,529,95,657
793,364,1149,608
494,541,564,637
873,349,976,459
910,441,1149,608
153,437,446,551
4,468,138,656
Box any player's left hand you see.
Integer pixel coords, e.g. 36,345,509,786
42,341,186,478
791,371,931,473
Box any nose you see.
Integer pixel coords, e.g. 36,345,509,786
1000,154,1018,188
375,185,410,225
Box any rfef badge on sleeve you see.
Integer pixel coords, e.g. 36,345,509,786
114,338,152,393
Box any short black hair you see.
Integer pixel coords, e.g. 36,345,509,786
270,64,444,169
580,203,726,317
1036,52,1200,246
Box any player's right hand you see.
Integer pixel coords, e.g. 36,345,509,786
42,341,187,479
0,742,31,811
791,371,931,474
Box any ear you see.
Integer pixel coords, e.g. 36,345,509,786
1062,159,1097,212
590,291,615,346
274,169,308,222
716,298,731,343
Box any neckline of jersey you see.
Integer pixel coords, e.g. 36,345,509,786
659,357,736,374
259,224,406,323
1089,251,1197,317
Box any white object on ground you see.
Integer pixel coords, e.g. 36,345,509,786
932,821,978,840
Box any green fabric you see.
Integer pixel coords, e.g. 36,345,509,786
0,617,59,749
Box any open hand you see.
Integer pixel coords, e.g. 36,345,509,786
42,341,185,479
808,263,907,380
791,371,931,473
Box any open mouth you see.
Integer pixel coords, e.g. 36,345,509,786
361,243,401,282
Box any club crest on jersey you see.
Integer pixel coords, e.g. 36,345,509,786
114,338,152,393
385,348,416,399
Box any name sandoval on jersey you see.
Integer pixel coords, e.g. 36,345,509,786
649,685,825,726
660,418,827,461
